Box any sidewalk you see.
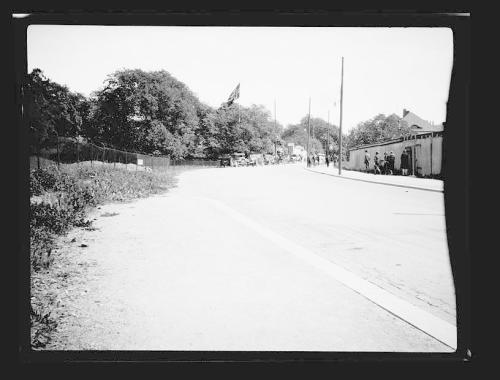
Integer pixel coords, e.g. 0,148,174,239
307,165,444,192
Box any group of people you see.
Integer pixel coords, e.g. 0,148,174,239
307,154,338,168
364,149,411,175
307,154,321,167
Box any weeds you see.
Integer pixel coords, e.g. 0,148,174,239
30,163,175,348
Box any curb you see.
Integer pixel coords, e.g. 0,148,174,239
305,168,444,193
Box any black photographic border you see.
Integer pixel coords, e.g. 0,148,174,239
12,9,471,365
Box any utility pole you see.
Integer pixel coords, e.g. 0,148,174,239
339,57,344,175
307,97,311,167
274,99,277,157
327,110,330,160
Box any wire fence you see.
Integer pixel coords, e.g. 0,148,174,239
29,136,217,173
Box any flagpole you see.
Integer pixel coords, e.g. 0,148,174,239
339,57,344,175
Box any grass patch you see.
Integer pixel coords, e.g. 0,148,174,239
30,163,176,348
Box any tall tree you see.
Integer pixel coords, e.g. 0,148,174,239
26,69,87,152
89,69,204,158
282,116,346,156
346,113,411,151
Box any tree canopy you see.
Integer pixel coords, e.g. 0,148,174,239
26,69,88,151
84,69,205,158
281,116,347,156
27,69,412,161
346,113,411,151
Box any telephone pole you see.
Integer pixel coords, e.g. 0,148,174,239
274,99,277,156
339,57,344,175
327,110,330,159
306,97,311,167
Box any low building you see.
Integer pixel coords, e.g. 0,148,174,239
347,109,444,177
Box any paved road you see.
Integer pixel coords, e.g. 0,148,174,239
50,163,455,351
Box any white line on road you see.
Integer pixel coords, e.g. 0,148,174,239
197,195,457,350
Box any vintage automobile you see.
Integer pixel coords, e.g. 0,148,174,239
232,152,247,166
249,153,263,166
263,154,276,165
219,154,232,167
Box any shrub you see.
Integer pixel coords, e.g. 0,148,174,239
30,163,175,272
30,163,175,349
30,166,59,196
30,226,55,270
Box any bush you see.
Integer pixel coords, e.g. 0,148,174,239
30,226,55,270
30,166,59,196
30,163,175,272
30,163,175,349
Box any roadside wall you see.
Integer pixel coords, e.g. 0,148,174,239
347,133,443,177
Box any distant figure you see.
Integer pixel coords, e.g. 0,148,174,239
307,156,311,167
373,152,381,174
389,151,396,174
326,155,330,167
400,149,409,176
364,150,371,172
383,152,391,175
316,155,320,165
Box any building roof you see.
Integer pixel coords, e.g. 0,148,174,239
402,109,444,133
348,130,443,152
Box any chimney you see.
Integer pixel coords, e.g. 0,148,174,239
403,109,409,117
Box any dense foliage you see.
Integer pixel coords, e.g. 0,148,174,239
27,69,285,159
30,164,175,271
26,68,412,162
282,116,347,157
26,69,89,153
346,113,411,150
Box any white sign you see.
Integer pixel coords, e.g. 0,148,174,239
137,159,144,166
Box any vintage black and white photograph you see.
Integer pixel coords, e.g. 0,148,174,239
19,18,468,355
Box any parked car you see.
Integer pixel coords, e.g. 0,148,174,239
235,157,248,166
263,154,276,165
248,153,262,166
232,153,247,167
219,154,232,167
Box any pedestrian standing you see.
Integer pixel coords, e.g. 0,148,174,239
364,150,371,173
383,152,390,174
389,151,396,174
307,155,311,167
400,149,409,176
374,152,381,174
326,155,330,167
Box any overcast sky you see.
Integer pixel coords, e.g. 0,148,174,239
27,25,453,132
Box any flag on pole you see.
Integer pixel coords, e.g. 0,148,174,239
226,83,240,106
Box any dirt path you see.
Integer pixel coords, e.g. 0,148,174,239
42,167,452,351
